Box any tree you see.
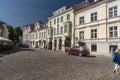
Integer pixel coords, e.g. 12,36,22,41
14,27,23,43
7,25,14,41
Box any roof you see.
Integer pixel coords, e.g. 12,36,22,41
74,1,90,12
0,21,6,24
74,0,103,12
30,24,35,31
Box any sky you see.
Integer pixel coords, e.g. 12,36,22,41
0,0,93,27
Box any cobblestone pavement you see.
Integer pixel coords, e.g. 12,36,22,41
0,47,120,80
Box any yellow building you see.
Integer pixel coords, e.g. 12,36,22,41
47,6,74,51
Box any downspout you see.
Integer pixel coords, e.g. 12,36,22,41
73,8,75,46
106,2,108,42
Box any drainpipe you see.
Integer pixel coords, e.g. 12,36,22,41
106,2,108,42
73,9,75,46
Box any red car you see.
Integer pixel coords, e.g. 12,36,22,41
65,46,90,56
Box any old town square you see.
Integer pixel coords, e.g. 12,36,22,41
0,47,120,80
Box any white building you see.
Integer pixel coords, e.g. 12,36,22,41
23,24,32,46
47,6,74,51
30,22,47,48
74,0,120,56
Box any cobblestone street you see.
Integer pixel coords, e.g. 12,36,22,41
0,47,120,80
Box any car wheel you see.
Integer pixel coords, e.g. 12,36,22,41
78,53,82,56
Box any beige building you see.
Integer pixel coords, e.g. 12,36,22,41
74,0,120,56
47,6,74,51
0,21,9,38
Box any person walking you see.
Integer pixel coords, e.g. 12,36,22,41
53,46,56,52
112,49,120,74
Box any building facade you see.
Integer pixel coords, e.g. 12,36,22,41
23,24,32,46
74,0,120,56
0,21,9,38
47,6,74,51
30,22,47,48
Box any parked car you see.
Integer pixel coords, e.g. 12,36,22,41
65,46,90,56
18,44,29,48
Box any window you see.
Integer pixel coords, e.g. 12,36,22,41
44,32,46,38
109,6,118,18
54,28,56,35
91,29,97,38
79,17,84,24
109,45,117,52
50,21,52,26
60,27,63,34
48,29,50,35
42,32,43,38
57,18,59,23
109,26,118,38
91,12,97,22
79,31,84,39
91,44,97,52
64,25,67,33
57,25,59,35
0,32,3,37
51,29,53,36
67,14,70,20
54,19,56,24
61,16,63,22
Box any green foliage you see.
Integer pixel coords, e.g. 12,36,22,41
7,25,14,41
7,25,23,43
14,27,23,42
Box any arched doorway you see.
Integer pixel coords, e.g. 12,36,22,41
48,40,52,50
65,37,71,47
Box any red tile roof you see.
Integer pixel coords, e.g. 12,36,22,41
74,2,90,12
74,0,103,12
30,24,35,31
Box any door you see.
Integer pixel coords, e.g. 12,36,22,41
59,39,62,50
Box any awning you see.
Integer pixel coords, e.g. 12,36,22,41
0,37,12,42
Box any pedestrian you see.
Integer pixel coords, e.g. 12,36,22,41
112,49,120,74
45,45,47,50
53,46,55,51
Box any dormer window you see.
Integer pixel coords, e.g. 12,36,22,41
67,14,70,20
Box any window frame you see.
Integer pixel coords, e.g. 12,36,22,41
109,6,118,18
67,14,70,20
91,12,97,22
109,26,118,38
79,16,84,25
64,25,67,33
91,29,97,39
79,31,84,40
